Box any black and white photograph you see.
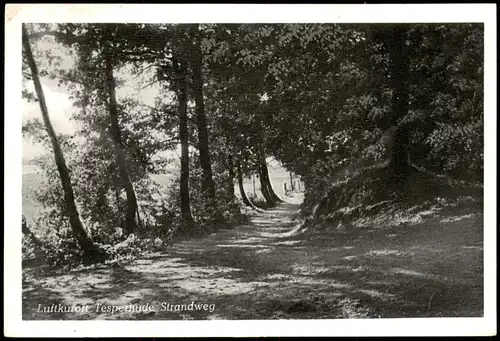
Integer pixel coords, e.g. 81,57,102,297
4,3,497,337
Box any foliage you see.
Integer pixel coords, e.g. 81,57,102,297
427,118,483,180
22,22,484,267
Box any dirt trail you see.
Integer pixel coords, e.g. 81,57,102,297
23,193,483,320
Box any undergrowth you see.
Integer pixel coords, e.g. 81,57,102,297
301,163,483,232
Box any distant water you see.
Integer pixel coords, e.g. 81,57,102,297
22,168,43,224
22,165,40,175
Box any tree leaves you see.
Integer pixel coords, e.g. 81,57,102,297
24,23,484,262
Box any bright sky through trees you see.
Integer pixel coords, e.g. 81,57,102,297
22,38,163,163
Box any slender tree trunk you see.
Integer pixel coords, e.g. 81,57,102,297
289,172,294,191
237,162,258,210
175,59,194,228
104,52,139,235
388,25,411,176
227,154,235,198
256,146,275,205
189,24,216,202
22,26,104,260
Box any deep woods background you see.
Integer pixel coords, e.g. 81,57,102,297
22,23,483,269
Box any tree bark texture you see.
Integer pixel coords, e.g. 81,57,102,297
237,162,258,210
189,24,216,202
175,58,194,227
104,51,139,235
387,25,411,176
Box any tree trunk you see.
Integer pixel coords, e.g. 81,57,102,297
256,147,275,206
388,25,411,176
237,161,258,210
189,24,216,202
253,175,257,197
175,58,194,228
104,52,139,235
258,161,275,206
227,154,235,198
22,26,104,261
260,156,283,203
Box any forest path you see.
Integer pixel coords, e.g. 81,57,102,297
23,192,483,320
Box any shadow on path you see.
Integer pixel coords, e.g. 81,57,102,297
23,192,483,320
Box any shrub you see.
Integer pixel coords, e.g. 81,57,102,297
426,117,483,181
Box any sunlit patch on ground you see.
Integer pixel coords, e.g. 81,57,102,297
274,240,301,246
216,244,268,249
174,277,275,295
461,244,483,250
364,249,412,257
291,265,332,276
261,273,291,280
441,214,476,223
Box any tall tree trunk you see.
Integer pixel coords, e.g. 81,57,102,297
22,26,104,261
104,52,139,235
253,175,257,197
255,114,282,204
227,154,235,198
260,156,284,203
189,24,216,202
388,25,411,176
237,161,258,210
256,145,275,206
258,161,275,206
175,58,194,228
